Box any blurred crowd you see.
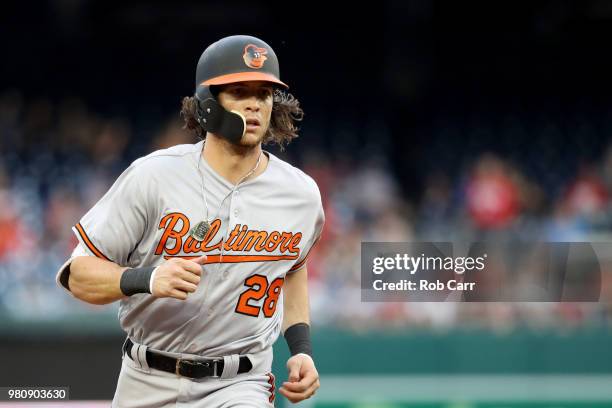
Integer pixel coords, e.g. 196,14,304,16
0,89,611,330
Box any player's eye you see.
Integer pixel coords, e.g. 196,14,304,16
230,87,245,96
259,89,272,99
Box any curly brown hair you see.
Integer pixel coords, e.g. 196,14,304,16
180,90,304,150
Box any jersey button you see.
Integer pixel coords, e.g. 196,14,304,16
234,209,239,216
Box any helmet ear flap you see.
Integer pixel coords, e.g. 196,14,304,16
194,85,245,143
195,84,214,101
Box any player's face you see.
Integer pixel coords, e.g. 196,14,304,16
217,81,274,147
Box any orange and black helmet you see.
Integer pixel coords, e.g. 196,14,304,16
195,34,288,98
194,35,288,143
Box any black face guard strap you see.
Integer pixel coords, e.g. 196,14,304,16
195,85,246,144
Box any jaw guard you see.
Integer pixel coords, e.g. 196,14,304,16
195,85,246,144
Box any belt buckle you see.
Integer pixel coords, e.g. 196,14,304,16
175,358,218,378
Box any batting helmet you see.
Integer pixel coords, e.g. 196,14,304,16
194,35,289,143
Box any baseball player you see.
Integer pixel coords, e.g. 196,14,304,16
56,35,324,407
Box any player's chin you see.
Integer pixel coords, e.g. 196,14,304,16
238,129,266,147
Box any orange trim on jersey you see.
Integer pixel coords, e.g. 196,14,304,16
162,254,298,264
289,236,321,272
74,223,111,261
289,257,308,272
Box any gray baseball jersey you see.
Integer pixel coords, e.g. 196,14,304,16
57,140,324,357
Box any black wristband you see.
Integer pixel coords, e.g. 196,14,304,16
120,267,155,296
284,322,312,356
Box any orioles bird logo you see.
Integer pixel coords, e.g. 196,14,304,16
243,44,268,69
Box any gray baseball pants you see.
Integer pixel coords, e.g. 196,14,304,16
112,340,276,407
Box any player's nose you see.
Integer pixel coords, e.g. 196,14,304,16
245,98,261,112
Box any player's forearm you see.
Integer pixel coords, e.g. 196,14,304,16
282,266,310,333
68,256,128,305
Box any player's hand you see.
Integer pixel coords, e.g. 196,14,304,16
279,353,320,403
151,256,206,300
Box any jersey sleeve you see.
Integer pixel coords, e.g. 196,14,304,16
288,194,325,273
72,161,152,266
55,243,90,295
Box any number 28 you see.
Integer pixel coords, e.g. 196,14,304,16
235,275,284,318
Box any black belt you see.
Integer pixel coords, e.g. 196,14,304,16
123,338,252,379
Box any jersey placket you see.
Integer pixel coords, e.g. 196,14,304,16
181,161,237,350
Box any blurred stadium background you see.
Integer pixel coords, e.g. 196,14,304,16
1,0,612,407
